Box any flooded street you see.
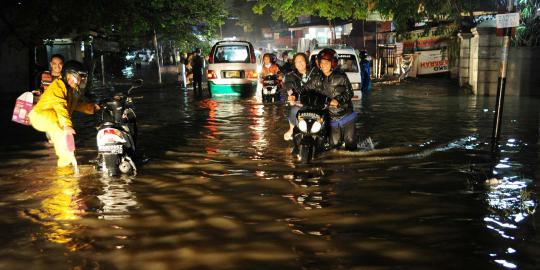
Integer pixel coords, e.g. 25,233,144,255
0,78,539,270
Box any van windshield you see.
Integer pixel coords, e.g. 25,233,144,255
309,53,359,73
213,45,250,63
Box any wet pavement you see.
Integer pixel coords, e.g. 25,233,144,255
0,70,539,269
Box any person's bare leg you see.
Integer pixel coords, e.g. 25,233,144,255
283,123,294,141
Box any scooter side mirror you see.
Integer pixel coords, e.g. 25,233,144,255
132,79,143,88
128,79,144,95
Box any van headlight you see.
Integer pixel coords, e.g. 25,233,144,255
298,120,308,132
311,121,322,133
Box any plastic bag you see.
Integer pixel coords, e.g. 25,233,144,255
12,92,34,125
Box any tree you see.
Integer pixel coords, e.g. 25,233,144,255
253,0,370,24
253,0,485,33
253,0,370,42
516,0,540,47
0,0,227,48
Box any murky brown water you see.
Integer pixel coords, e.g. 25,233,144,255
0,77,538,269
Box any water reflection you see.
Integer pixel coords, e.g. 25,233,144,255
21,171,87,251
97,176,137,220
3,78,540,269
484,138,537,269
283,169,332,210
247,102,268,160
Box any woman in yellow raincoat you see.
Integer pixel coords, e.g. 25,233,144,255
29,60,98,167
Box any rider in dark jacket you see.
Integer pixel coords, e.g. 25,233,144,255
283,53,317,140
302,48,357,150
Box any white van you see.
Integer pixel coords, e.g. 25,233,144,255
310,46,362,100
207,41,258,96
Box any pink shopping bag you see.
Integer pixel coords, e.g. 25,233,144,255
12,92,34,125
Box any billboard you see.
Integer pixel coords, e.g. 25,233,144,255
417,49,449,75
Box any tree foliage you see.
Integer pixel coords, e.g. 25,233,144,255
516,0,540,46
253,0,485,32
0,0,227,48
253,0,370,24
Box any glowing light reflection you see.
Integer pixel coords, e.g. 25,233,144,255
494,260,517,269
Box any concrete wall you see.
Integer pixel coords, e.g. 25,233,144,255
506,47,540,97
0,39,29,93
469,27,502,96
457,27,540,96
458,33,472,87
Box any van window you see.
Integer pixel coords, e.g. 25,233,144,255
337,54,359,73
309,54,359,73
213,45,250,63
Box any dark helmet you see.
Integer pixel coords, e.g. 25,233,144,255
317,48,338,69
62,60,88,89
62,60,87,78
359,50,368,59
263,53,277,64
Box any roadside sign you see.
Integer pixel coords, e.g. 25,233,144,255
417,49,449,75
496,13,520,28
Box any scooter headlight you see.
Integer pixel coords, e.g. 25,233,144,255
298,119,308,132
311,121,322,133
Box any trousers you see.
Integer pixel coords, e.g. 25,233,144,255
29,109,74,167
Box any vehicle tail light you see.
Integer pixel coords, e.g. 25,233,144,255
103,128,122,137
246,70,258,79
207,70,217,80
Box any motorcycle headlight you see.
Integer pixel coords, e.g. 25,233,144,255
311,121,322,133
298,119,308,132
271,87,276,94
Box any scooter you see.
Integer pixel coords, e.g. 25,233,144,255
292,91,330,164
96,79,143,176
261,74,280,103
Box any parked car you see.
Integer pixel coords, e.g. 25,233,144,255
207,40,258,96
310,46,362,100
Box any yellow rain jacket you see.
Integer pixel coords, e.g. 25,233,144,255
29,79,95,167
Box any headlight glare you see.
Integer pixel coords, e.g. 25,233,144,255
298,120,308,132
311,121,322,133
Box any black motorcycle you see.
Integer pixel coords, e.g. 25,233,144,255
292,91,330,163
261,74,280,103
96,79,143,176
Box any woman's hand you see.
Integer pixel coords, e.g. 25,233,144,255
63,125,76,135
330,99,339,107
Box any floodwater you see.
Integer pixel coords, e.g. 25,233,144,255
0,78,539,270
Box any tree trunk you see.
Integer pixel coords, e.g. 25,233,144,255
153,29,162,84
328,20,336,44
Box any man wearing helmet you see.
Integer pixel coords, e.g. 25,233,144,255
28,60,99,167
302,48,357,150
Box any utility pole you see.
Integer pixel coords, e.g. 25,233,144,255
101,54,106,85
153,29,162,84
491,0,516,152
